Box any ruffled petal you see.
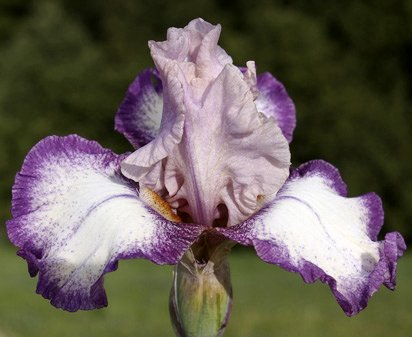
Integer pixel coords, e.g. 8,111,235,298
165,65,290,226
115,68,163,148
115,64,296,149
121,61,186,191
121,18,232,186
7,135,204,312
121,19,291,226
218,160,406,316
148,18,232,82
255,72,296,143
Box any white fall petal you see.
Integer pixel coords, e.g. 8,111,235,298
219,160,406,316
7,135,204,311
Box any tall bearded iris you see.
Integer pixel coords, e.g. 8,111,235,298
7,19,406,337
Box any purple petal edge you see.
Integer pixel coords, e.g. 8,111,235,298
288,159,348,196
253,231,405,316
218,159,406,316
18,218,203,312
7,135,124,311
19,242,105,312
256,72,296,143
238,67,296,143
8,135,129,226
115,68,163,148
7,134,204,312
14,217,204,312
289,160,384,241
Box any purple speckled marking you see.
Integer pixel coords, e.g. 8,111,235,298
218,160,406,316
8,135,130,239
29,211,204,312
7,135,205,312
115,68,163,148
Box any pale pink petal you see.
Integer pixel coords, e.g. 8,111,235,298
121,19,291,226
165,65,290,226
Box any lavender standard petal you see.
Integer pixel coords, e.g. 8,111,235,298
7,135,204,311
219,160,406,316
121,19,291,226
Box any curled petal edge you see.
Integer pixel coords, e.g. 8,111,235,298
7,135,205,311
218,160,406,316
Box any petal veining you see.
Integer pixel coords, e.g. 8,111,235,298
7,135,204,311
218,160,406,315
121,19,291,226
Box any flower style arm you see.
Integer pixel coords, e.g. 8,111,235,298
219,160,406,316
7,135,204,312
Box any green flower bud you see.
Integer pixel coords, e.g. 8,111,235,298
169,241,233,337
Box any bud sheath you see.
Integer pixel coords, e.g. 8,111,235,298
169,246,233,337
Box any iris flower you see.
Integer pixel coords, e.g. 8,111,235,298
7,18,406,337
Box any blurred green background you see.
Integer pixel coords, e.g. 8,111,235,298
0,0,411,336
0,249,411,337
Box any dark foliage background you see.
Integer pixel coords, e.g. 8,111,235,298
0,0,411,242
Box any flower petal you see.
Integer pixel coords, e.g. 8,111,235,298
148,18,232,82
115,68,163,148
255,72,296,143
165,65,290,226
7,135,204,312
115,63,296,149
121,19,233,188
218,160,406,316
121,19,291,226
120,61,187,191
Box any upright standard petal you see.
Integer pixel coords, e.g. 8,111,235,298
115,65,296,148
7,135,204,312
121,18,233,186
219,160,406,316
115,68,163,148
164,65,290,226
120,61,186,192
121,19,291,226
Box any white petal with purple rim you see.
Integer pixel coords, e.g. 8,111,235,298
218,160,406,316
255,72,296,143
7,135,204,312
115,68,163,148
